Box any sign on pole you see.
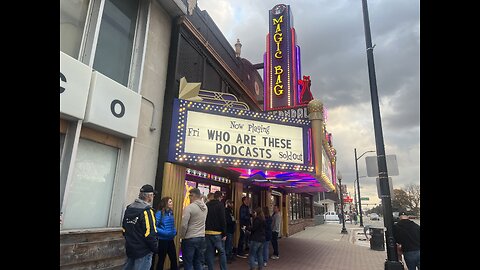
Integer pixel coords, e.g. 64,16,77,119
365,155,399,177
376,177,394,199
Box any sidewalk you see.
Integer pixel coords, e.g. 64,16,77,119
227,222,389,270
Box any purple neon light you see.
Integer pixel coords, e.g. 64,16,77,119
307,128,312,164
229,167,319,188
296,45,302,103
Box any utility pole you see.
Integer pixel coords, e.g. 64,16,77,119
360,1,403,269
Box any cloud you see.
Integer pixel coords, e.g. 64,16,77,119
196,0,420,205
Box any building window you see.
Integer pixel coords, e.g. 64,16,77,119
93,0,140,87
304,195,312,218
289,194,313,220
60,0,90,59
299,194,304,219
60,0,149,91
290,193,302,220
288,194,293,220
61,138,119,229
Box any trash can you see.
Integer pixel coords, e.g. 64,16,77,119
315,214,325,225
369,227,385,251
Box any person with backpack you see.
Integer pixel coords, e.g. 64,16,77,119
151,196,178,270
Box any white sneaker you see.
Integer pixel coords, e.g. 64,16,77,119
264,262,267,267
270,255,279,260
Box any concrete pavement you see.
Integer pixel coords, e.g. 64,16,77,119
226,222,392,270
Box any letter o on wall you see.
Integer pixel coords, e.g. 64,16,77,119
110,99,125,118
60,72,67,93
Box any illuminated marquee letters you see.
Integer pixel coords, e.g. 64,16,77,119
265,4,304,110
273,15,284,96
273,16,283,59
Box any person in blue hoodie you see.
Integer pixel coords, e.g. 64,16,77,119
152,196,178,270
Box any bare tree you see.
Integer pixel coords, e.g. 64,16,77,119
405,184,420,215
392,189,410,211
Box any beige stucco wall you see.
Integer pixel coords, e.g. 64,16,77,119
126,1,172,204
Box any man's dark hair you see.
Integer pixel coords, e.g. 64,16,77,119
242,196,248,203
214,191,223,199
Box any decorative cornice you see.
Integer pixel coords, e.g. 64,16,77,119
178,16,261,111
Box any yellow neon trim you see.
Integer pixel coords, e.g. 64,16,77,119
144,210,151,237
205,230,222,235
150,209,157,233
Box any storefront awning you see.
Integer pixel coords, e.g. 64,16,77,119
229,168,334,193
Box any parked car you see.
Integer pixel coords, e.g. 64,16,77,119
324,211,340,221
370,213,380,220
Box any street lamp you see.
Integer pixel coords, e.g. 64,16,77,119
354,148,375,227
337,171,348,234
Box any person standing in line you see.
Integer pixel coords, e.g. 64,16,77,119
248,207,266,270
352,211,358,225
200,193,212,268
393,212,420,270
207,192,214,202
122,184,159,270
270,205,281,260
262,207,273,267
180,188,208,270
224,199,236,263
236,196,251,258
205,191,228,270
151,197,178,270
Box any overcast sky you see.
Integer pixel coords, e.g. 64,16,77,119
197,0,420,207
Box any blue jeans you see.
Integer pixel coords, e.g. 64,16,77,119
224,233,233,260
181,237,206,270
123,252,153,270
403,250,420,270
263,240,270,263
205,234,227,270
248,241,264,269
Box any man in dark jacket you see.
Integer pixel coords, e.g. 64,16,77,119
236,196,251,258
393,212,420,270
205,191,227,270
225,200,236,263
122,184,159,270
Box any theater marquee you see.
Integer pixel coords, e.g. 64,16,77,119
168,99,314,172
